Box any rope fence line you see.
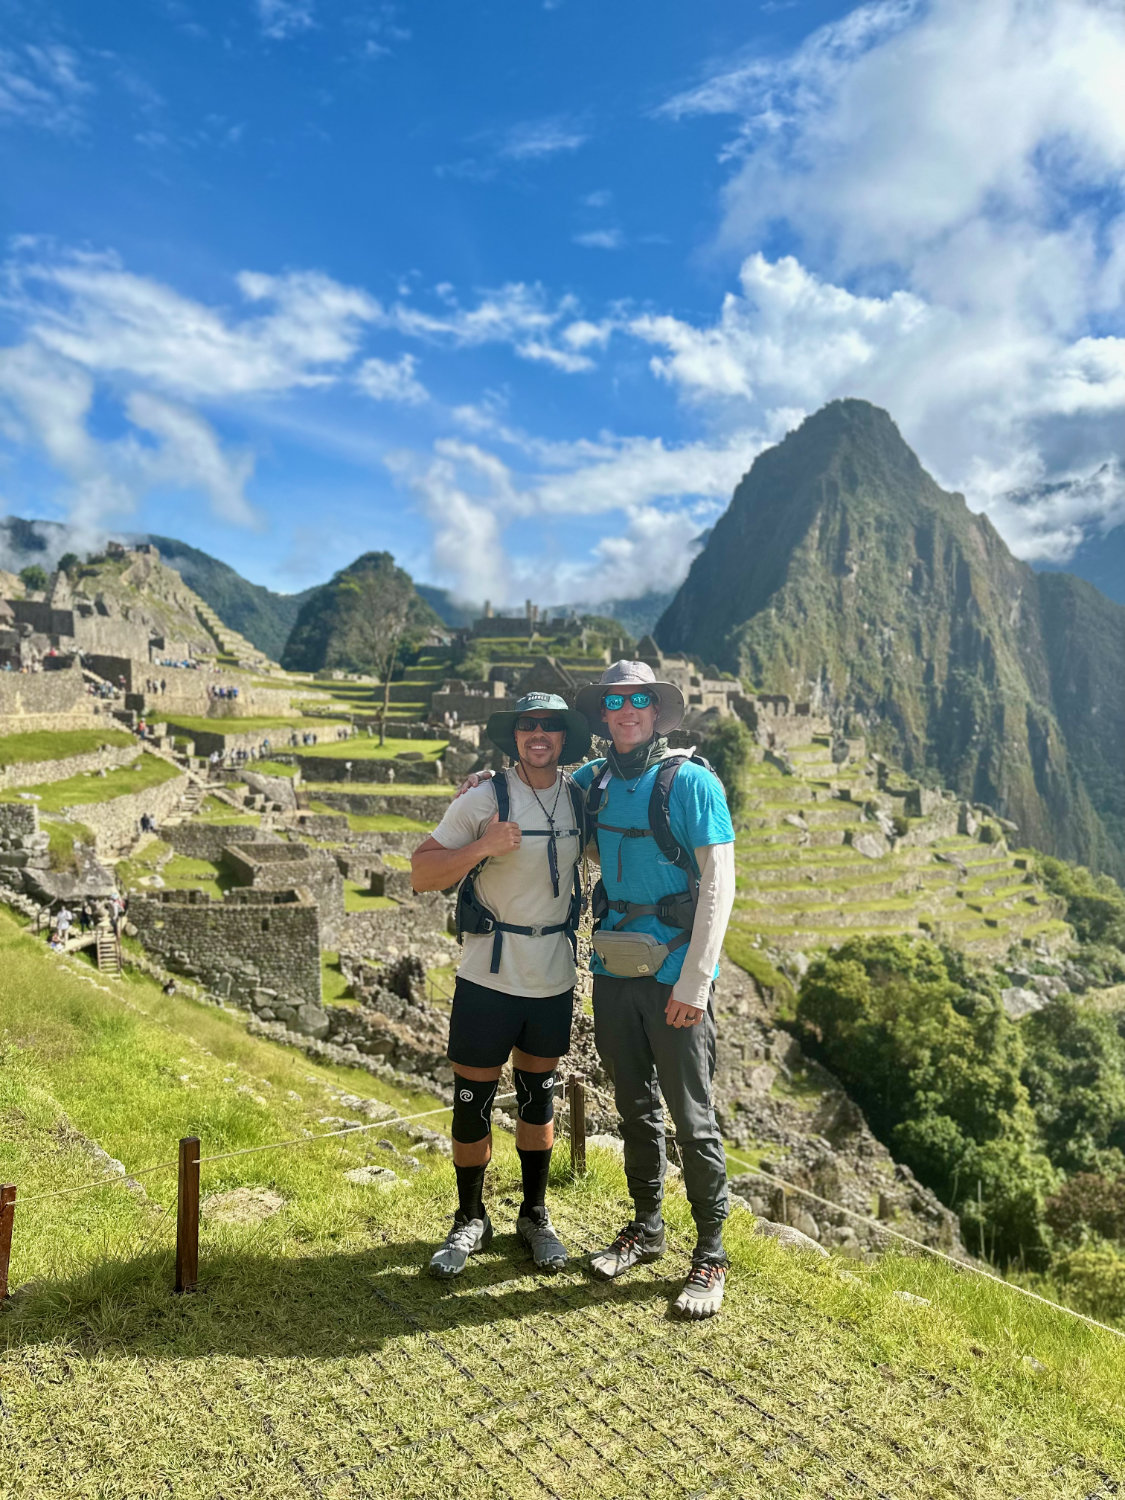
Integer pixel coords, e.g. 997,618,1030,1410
722,1146,1125,1345
8,1068,1118,1345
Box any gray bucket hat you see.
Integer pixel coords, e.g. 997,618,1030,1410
486,692,592,765
575,660,685,735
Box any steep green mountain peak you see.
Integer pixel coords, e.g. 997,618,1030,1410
657,399,1125,879
280,550,443,674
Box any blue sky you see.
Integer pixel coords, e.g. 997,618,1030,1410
1,0,1122,604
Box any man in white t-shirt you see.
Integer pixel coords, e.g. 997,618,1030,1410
412,692,591,1278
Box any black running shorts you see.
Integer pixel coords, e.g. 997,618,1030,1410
448,977,574,1069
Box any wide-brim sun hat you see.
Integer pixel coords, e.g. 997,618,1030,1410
575,660,685,735
486,692,592,765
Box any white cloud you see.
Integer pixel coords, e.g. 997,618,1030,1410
125,392,258,527
383,282,597,372
650,0,1125,563
386,427,755,602
499,117,589,160
573,229,624,251
355,353,428,404
9,249,381,399
0,341,258,531
0,44,89,133
630,253,928,404
255,0,315,40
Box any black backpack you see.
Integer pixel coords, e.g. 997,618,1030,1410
455,772,586,975
585,752,721,948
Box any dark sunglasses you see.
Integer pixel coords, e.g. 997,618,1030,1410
602,691,654,711
514,715,567,733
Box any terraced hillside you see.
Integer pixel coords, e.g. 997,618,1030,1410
727,736,1070,973
193,597,280,672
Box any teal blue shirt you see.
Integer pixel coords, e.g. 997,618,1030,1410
572,754,734,984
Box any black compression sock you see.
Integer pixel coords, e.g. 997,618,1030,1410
517,1146,552,1219
455,1162,487,1221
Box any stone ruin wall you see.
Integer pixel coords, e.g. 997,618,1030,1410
0,741,141,793
308,790,449,825
222,841,345,947
161,820,279,862
67,767,189,855
0,666,99,735
130,887,324,1021
294,753,443,784
340,893,455,971
0,803,39,843
166,721,319,757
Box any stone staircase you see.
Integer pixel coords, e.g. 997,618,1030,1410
728,737,1071,968
95,923,121,975
194,602,278,673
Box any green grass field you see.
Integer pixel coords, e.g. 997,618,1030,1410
165,716,340,736
0,753,182,811
307,801,431,834
298,736,448,761
3,907,1125,1497
0,728,137,767
344,880,398,912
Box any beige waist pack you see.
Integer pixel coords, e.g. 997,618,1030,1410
591,928,672,979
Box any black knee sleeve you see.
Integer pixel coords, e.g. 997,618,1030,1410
514,1067,558,1127
451,1075,498,1143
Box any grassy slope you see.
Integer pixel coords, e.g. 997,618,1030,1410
0,753,182,810
0,729,136,767
297,736,448,761
165,716,339,735
2,910,1125,1498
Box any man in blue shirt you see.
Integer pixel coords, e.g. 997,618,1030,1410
571,660,736,1319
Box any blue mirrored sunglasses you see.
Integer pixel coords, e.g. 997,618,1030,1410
602,691,654,711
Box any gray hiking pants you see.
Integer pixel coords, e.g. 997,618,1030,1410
592,974,728,1243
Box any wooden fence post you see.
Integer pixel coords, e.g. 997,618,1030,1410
175,1137,200,1294
0,1184,16,1301
569,1080,586,1177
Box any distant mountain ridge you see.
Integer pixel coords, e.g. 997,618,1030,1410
657,399,1125,881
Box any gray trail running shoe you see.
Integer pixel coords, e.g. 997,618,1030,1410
672,1261,727,1320
517,1208,568,1272
429,1212,493,1278
588,1221,666,1281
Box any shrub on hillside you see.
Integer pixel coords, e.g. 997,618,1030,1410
19,563,47,591
794,935,1055,1261
1021,996,1125,1175
1045,1173,1125,1247
1035,855,1125,948
700,717,754,819
1052,1244,1125,1320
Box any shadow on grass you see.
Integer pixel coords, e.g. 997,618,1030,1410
2,1232,682,1361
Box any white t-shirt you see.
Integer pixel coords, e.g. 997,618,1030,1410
431,769,582,998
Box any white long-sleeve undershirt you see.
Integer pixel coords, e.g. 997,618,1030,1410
674,841,736,1013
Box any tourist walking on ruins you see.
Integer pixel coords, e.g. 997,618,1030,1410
569,661,736,1320
411,692,591,1279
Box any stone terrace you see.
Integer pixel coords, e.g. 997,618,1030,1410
726,735,1070,971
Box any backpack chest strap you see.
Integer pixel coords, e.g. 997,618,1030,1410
595,819,654,880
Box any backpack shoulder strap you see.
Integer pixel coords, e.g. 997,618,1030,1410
562,772,586,834
647,754,700,879
584,759,610,822
493,769,510,824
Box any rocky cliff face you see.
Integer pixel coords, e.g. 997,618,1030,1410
657,400,1125,880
